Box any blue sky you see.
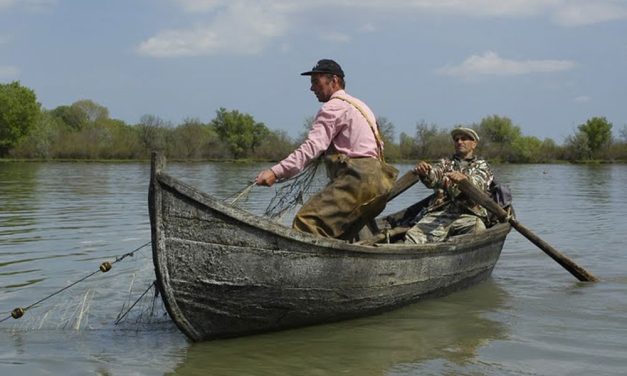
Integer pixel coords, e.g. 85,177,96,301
1,0,626,143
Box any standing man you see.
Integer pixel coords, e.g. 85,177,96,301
405,127,493,244
256,59,397,240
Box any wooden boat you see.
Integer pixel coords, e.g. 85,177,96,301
149,154,511,342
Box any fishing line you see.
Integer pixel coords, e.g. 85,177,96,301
114,280,156,325
0,241,152,324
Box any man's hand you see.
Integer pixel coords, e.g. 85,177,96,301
255,169,277,186
446,171,467,184
412,161,431,177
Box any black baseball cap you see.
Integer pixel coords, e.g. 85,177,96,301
300,59,345,78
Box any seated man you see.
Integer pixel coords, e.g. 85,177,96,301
405,127,493,244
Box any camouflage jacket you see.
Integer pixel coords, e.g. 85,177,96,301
420,154,493,220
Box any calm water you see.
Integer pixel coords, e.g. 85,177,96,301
1,161,626,375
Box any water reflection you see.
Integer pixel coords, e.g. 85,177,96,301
0,163,40,245
169,281,508,376
3,328,188,375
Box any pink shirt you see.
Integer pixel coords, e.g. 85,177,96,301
271,90,381,180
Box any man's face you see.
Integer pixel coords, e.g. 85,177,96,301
309,73,337,102
453,135,477,158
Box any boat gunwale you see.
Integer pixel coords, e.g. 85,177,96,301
154,170,511,258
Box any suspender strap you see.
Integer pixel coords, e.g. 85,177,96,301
333,96,385,161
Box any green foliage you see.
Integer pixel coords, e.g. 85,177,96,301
577,117,613,159
0,81,41,156
564,132,591,160
478,115,522,161
255,130,296,160
619,125,627,143
71,99,109,123
398,132,415,160
137,114,171,154
539,138,560,161
614,125,627,162
50,105,88,130
414,121,451,160
377,117,395,144
98,119,142,159
296,116,315,144
49,100,109,131
376,117,399,161
511,136,543,163
609,142,627,162
170,118,220,159
478,115,521,144
3,84,626,163
12,110,64,158
211,108,270,159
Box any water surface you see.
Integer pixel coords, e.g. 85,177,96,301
1,161,626,375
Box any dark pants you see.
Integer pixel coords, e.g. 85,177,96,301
292,155,397,240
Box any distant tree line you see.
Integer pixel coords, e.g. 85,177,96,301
1,81,626,163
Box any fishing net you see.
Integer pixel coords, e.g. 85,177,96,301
1,247,172,332
222,158,328,224
262,159,327,221
112,278,171,330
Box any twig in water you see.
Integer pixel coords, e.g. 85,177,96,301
73,289,93,331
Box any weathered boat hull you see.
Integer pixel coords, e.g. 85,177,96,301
149,156,510,341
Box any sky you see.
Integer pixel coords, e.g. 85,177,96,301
1,0,626,143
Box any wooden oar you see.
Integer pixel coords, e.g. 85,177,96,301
456,179,598,282
354,170,423,245
387,170,421,202
355,226,410,246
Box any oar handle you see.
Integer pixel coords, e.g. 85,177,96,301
457,179,598,282
387,170,421,202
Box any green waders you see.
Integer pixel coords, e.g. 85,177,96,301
292,154,397,241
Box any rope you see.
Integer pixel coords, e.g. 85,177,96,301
0,241,152,323
114,241,151,263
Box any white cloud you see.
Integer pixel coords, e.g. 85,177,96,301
0,65,19,79
574,95,591,103
174,0,224,12
328,0,627,24
0,0,55,11
436,51,576,80
319,31,351,44
170,0,556,17
368,0,557,17
138,3,287,57
0,0,16,9
168,0,627,22
359,23,377,33
552,1,627,26
139,0,627,58
174,0,306,14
